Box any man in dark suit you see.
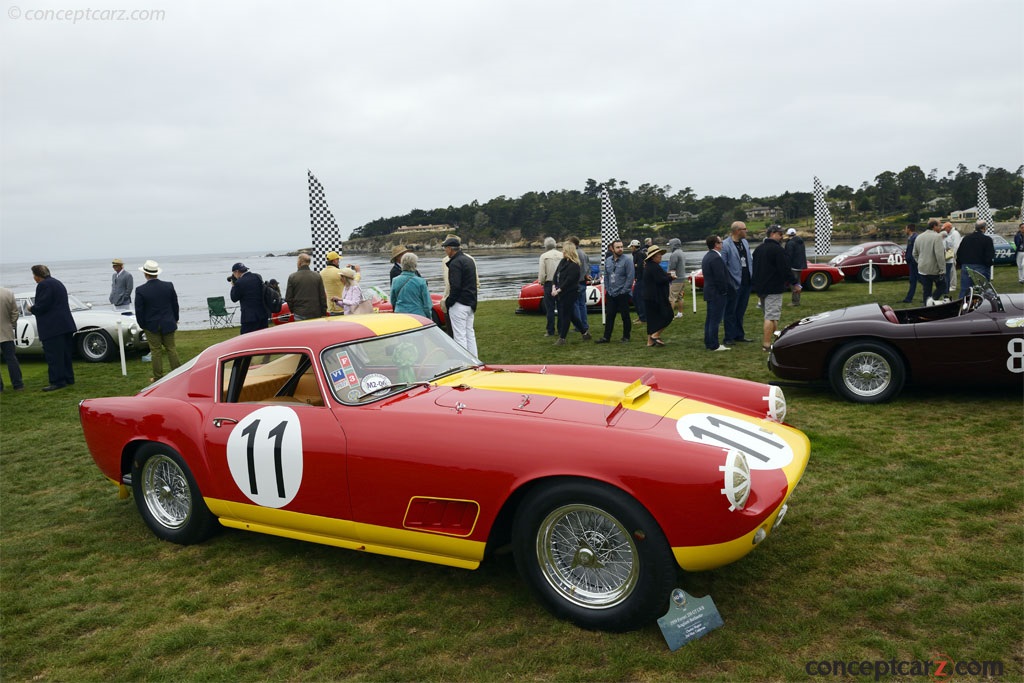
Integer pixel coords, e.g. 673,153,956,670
28,264,77,391
701,235,732,351
135,260,180,381
229,262,269,334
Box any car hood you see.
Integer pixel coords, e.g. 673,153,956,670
777,303,880,338
433,369,677,430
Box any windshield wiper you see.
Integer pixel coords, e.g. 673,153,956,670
356,381,431,401
430,364,482,381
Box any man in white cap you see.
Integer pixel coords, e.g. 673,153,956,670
783,228,806,306
135,260,181,380
109,258,134,312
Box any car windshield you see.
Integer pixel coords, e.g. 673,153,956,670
67,295,89,311
830,246,864,262
963,268,1001,307
321,325,481,405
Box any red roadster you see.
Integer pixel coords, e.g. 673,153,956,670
688,263,845,292
80,315,810,631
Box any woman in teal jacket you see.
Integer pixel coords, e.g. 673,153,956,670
391,252,432,318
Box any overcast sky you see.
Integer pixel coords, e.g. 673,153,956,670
1,0,1021,264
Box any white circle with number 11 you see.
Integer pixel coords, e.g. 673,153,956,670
226,406,304,508
676,413,793,471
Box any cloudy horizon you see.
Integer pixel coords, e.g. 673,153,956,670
1,0,1021,264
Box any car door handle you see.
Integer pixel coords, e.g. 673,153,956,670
212,417,239,428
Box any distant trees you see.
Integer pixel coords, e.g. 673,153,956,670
349,164,1023,241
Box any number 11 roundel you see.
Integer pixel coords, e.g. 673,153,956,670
226,406,304,508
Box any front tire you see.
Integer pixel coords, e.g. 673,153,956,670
512,479,676,631
77,329,114,362
132,444,218,544
828,341,906,403
807,271,831,291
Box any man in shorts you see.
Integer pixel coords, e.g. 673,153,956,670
752,225,800,351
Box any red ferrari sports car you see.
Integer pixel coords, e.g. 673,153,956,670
688,263,845,292
80,315,810,631
828,241,910,283
516,280,610,314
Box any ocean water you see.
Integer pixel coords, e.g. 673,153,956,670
0,243,848,331
0,249,584,330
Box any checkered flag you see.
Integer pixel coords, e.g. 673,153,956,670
600,187,619,255
308,170,342,271
977,178,994,235
812,176,833,257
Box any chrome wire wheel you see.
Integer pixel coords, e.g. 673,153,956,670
840,350,891,398
140,453,192,530
535,503,640,609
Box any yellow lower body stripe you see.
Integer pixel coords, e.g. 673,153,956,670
206,498,486,570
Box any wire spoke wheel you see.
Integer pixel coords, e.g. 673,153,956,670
537,503,640,609
141,453,193,530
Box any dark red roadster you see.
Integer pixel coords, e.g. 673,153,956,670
80,314,809,631
768,272,1024,402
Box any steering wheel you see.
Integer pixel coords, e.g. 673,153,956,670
959,287,983,316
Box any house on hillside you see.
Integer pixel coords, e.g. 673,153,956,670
950,207,978,221
395,224,452,234
746,206,783,220
666,212,696,221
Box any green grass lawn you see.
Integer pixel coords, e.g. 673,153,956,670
2,269,1022,681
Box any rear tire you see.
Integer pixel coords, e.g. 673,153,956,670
512,479,676,631
828,341,905,403
77,329,114,362
132,443,218,545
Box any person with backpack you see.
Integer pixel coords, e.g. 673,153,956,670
228,261,269,334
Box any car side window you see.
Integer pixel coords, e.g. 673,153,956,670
220,352,324,407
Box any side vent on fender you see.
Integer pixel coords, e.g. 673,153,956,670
403,497,480,537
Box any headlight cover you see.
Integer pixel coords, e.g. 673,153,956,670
764,385,786,422
719,448,751,512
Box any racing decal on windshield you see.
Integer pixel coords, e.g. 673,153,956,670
226,406,304,508
676,413,793,471
360,373,391,394
329,350,359,390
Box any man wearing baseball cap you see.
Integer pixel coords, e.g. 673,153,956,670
109,258,134,312
322,249,360,314
752,225,800,351
228,262,268,334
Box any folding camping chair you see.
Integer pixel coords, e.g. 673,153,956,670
207,296,237,329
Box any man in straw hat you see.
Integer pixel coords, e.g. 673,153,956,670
135,259,181,381
109,258,134,312
389,245,420,284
